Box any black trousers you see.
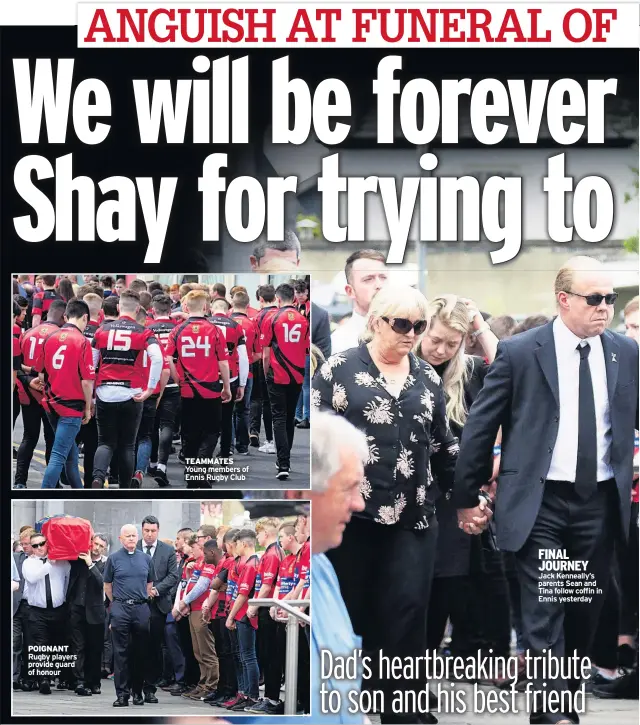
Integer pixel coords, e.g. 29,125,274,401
28,605,68,683
69,604,104,687
250,362,273,441
619,501,639,636
211,617,237,697
297,625,310,712
181,397,222,466
77,416,98,489
15,403,54,486
13,600,31,683
93,398,143,487
110,601,150,698
590,571,620,670
177,613,200,686
102,607,113,673
515,481,619,724
151,389,180,466
258,608,282,701
266,379,301,470
327,515,438,723
217,380,239,457
141,606,166,694
265,620,286,702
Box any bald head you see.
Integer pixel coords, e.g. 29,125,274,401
119,525,139,551
555,256,615,338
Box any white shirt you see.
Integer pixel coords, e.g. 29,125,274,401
547,316,614,482
93,342,163,403
330,310,367,355
142,540,158,558
22,557,70,609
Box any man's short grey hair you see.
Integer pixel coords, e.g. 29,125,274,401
312,412,369,492
253,229,301,262
93,533,108,546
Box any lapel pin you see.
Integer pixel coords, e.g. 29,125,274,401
611,353,617,363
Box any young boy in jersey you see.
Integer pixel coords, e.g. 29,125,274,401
14,300,66,489
224,529,261,711
166,290,232,475
34,299,95,489
250,285,279,454
31,275,61,327
230,292,262,455
261,284,310,480
91,290,163,489
202,528,239,706
243,518,284,714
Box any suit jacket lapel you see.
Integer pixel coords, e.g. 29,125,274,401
534,322,560,408
601,330,620,404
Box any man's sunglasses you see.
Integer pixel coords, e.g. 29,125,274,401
381,316,428,335
32,541,46,549
568,291,618,306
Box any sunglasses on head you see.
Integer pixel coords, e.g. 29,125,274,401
381,316,428,335
32,541,46,549
568,291,618,306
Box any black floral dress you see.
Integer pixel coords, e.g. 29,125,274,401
311,342,459,530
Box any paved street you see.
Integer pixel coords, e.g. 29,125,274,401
12,415,309,490
12,681,638,721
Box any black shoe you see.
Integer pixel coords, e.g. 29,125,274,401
21,680,36,692
166,683,187,694
230,696,254,711
294,418,302,426
90,685,101,695
156,679,173,688
113,696,129,707
13,681,22,690
585,671,616,692
91,478,104,489
202,691,221,703
75,683,93,696
144,693,159,703
171,684,191,696
13,483,27,489
249,434,260,448
39,681,51,695
210,693,231,706
133,693,145,705
277,468,290,481
56,680,68,690
153,469,171,487
593,668,639,699
101,670,111,679
297,419,310,429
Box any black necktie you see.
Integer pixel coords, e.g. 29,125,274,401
146,546,152,556
42,558,53,609
575,342,597,499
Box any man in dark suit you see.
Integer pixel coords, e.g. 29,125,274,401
135,515,178,701
13,529,34,691
311,301,331,359
68,534,108,696
455,256,639,724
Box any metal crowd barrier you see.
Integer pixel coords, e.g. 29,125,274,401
247,598,311,714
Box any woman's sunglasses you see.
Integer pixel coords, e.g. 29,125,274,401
32,541,46,549
381,316,428,335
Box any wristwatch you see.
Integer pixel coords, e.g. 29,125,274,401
471,323,490,338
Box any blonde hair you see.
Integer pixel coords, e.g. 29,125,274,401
555,255,604,295
624,295,639,317
417,295,471,428
255,517,281,534
183,289,209,313
360,285,429,343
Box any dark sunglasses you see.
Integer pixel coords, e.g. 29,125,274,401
381,316,428,335
32,541,46,549
568,291,618,306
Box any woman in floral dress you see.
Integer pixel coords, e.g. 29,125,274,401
312,284,460,725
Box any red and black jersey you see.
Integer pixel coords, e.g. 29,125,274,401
166,316,229,399
148,317,179,388
92,316,158,390
83,321,100,342
261,306,309,385
276,553,297,599
256,305,278,339
298,300,311,318
255,542,284,593
293,539,311,592
34,323,95,417
230,312,261,379
232,554,260,629
213,554,235,619
20,322,60,405
246,305,259,319
13,323,23,372
32,290,62,322
208,313,246,381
